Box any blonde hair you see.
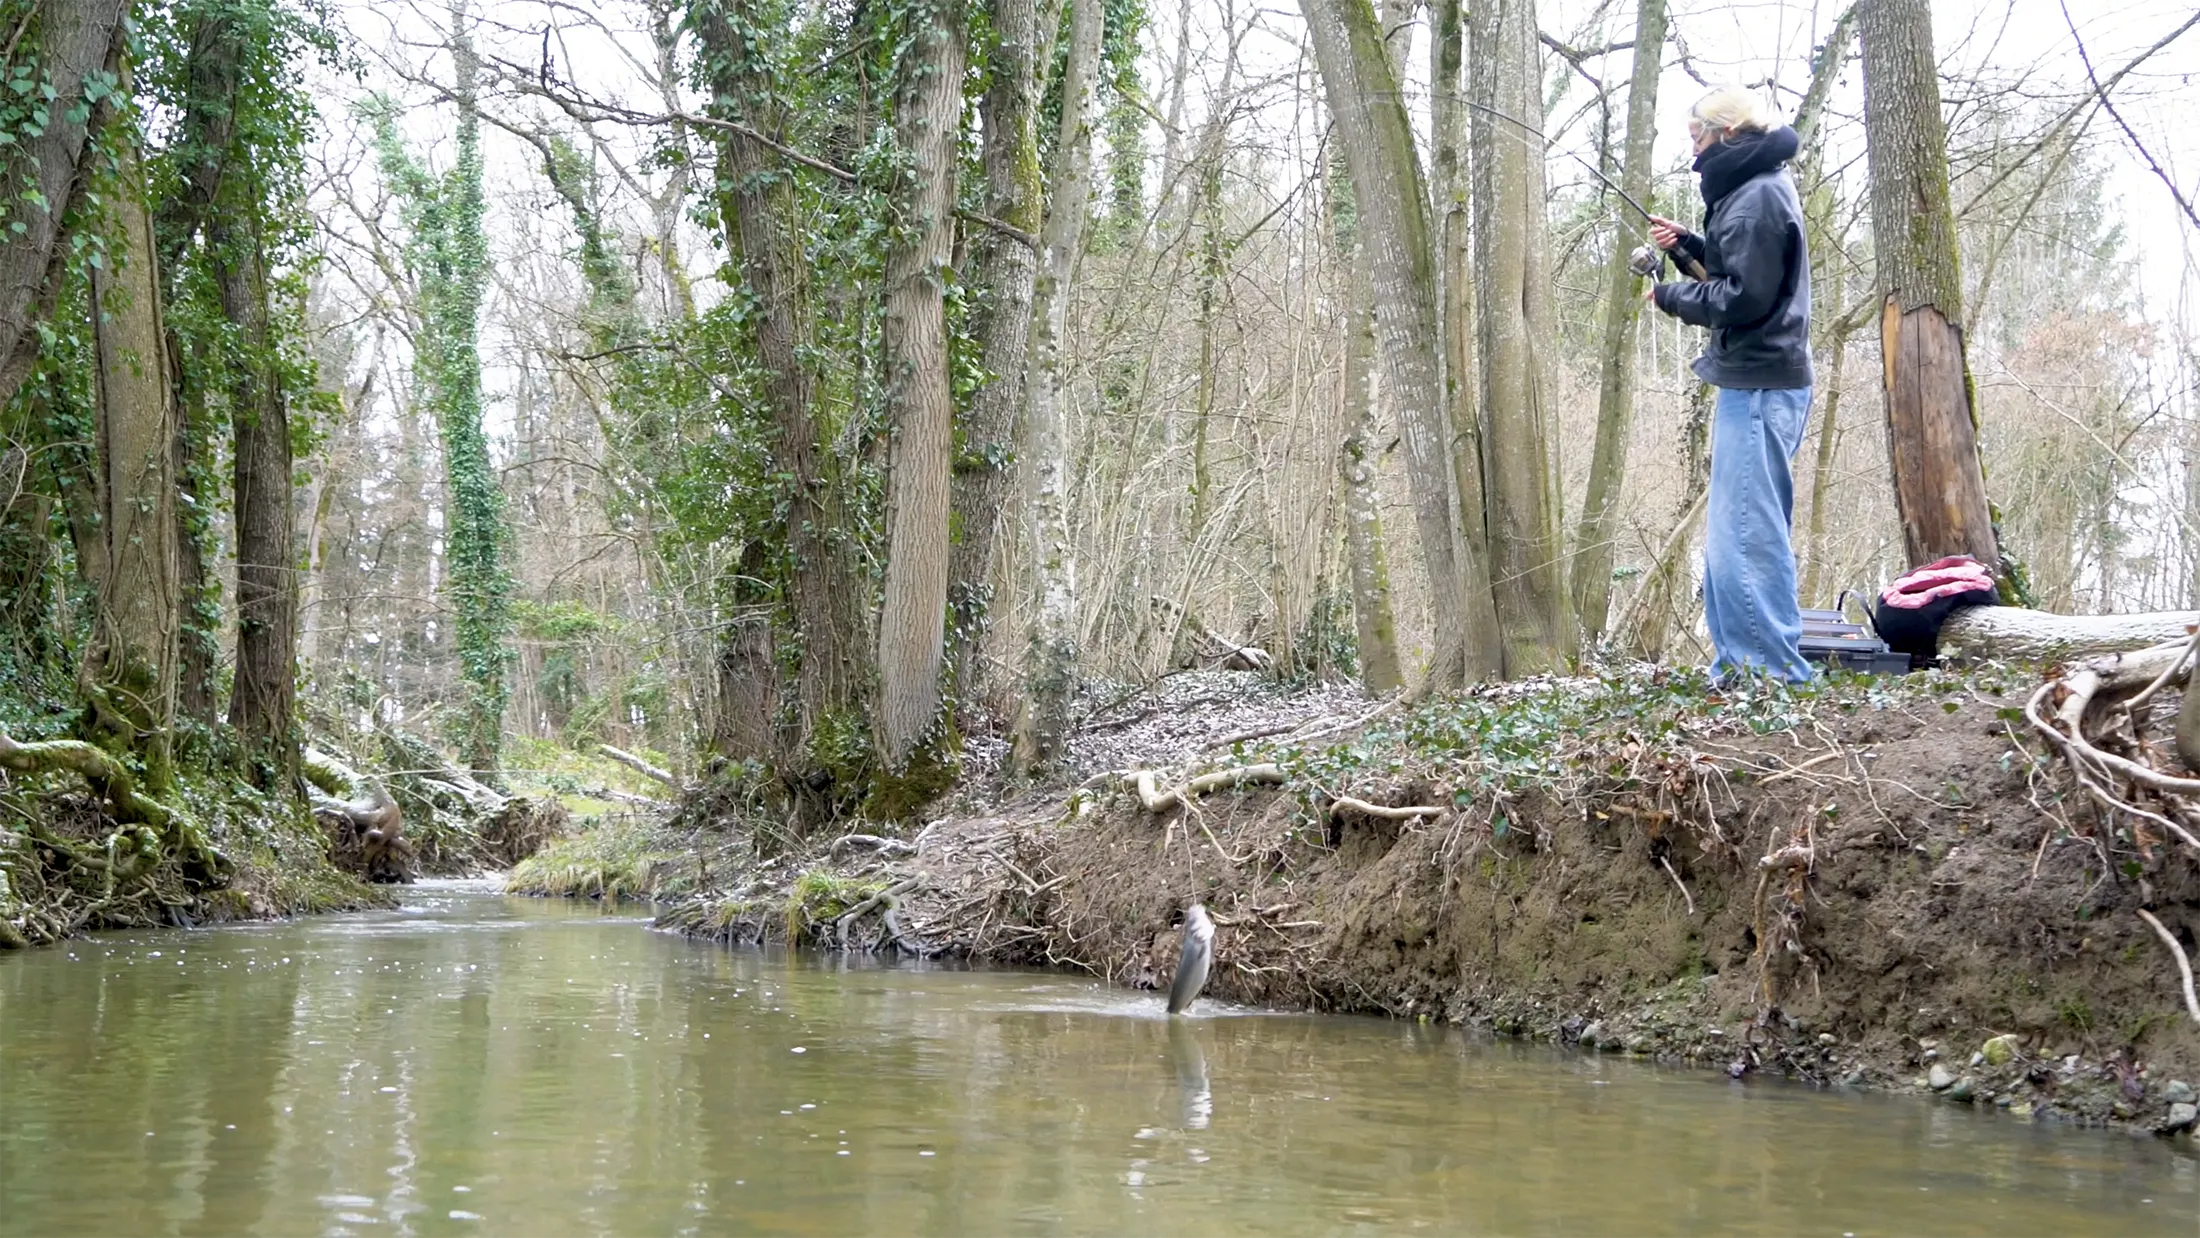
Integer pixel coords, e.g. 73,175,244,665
1688,87,1777,137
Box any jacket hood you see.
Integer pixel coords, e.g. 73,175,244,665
1695,125,1801,214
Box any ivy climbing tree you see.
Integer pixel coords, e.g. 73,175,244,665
372,3,512,779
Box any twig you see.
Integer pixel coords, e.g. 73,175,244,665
1659,854,1697,916
2137,908,2200,1025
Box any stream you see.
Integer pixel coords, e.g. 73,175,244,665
2,884,2195,1235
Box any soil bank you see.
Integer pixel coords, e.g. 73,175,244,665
611,670,2200,1134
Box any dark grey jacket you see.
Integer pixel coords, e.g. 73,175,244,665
1653,129,1814,390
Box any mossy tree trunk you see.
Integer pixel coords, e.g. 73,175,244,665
694,0,871,811
165,0,302,785
947,0,1053,713
1570,0,1666,644
1328,160,1404,695
875,0,965,769
1428,0,1499,683
1020,0,1102,770
1859,0,2000,572
0,0,131,411
87,103,182,792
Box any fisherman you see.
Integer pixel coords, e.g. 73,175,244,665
1644,86,1816,685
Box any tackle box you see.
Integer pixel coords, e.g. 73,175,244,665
1798,607,1912,675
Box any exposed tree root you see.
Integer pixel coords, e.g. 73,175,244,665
1327,795,1448,823
2137,908,2200,1025
1127,764,1287,812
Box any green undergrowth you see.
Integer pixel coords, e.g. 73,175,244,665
501,735,669,819
1266,663,2032,805
506,811,735,900
783,869,885,939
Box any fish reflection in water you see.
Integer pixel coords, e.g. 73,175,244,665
1169,1018,1212,1129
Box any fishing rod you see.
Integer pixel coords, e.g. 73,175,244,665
1459,97,1710,282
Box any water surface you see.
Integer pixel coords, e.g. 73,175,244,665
2,885,2193,1235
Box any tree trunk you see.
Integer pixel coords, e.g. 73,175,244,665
1019,0,1102,769
947,0,1049,712
1428,0,1499,681
1570,0,1666,643
695,0,870,802
1302,0,1499,688
0,0,131,412
1937,607,2199,666
168,0,299,780
88,130,181,791
1470,0,1574,676
1859,0,1999,572
431,12,509,779
1798,330,1849,606
1338,248,1403,693
875,0,966,769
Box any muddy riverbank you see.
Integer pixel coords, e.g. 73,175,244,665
525,667,2200,1134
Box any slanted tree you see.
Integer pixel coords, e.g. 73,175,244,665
0,0,132,410
1859,0,2000,570
1570,0,1666,643
874,0,965,770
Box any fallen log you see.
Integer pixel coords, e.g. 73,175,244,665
599,743,689,793
1938,607,2200,665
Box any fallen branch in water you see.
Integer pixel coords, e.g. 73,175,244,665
2137,908,2200,1025
1127,763,1287,812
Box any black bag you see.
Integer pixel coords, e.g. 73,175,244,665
1872,556,1998,662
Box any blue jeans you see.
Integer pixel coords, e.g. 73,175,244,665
1704,385,1814,683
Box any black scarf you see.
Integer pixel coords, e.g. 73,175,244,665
1695,125,1801,215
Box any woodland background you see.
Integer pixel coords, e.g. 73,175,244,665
0,0,2196,837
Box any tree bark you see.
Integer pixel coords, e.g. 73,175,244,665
1336,212,1403,694
167,0,299,779
1859,0,1999,572
1302,0,1499,688
1428,0,1500,680
0,0,131,413
1570,0,1666,643
1470,0,1574,675
947,0,1050,712
1019,0,1102,769
875,0,966,769
87,125,182,791
695,0,870,798
1937,607,2199,666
